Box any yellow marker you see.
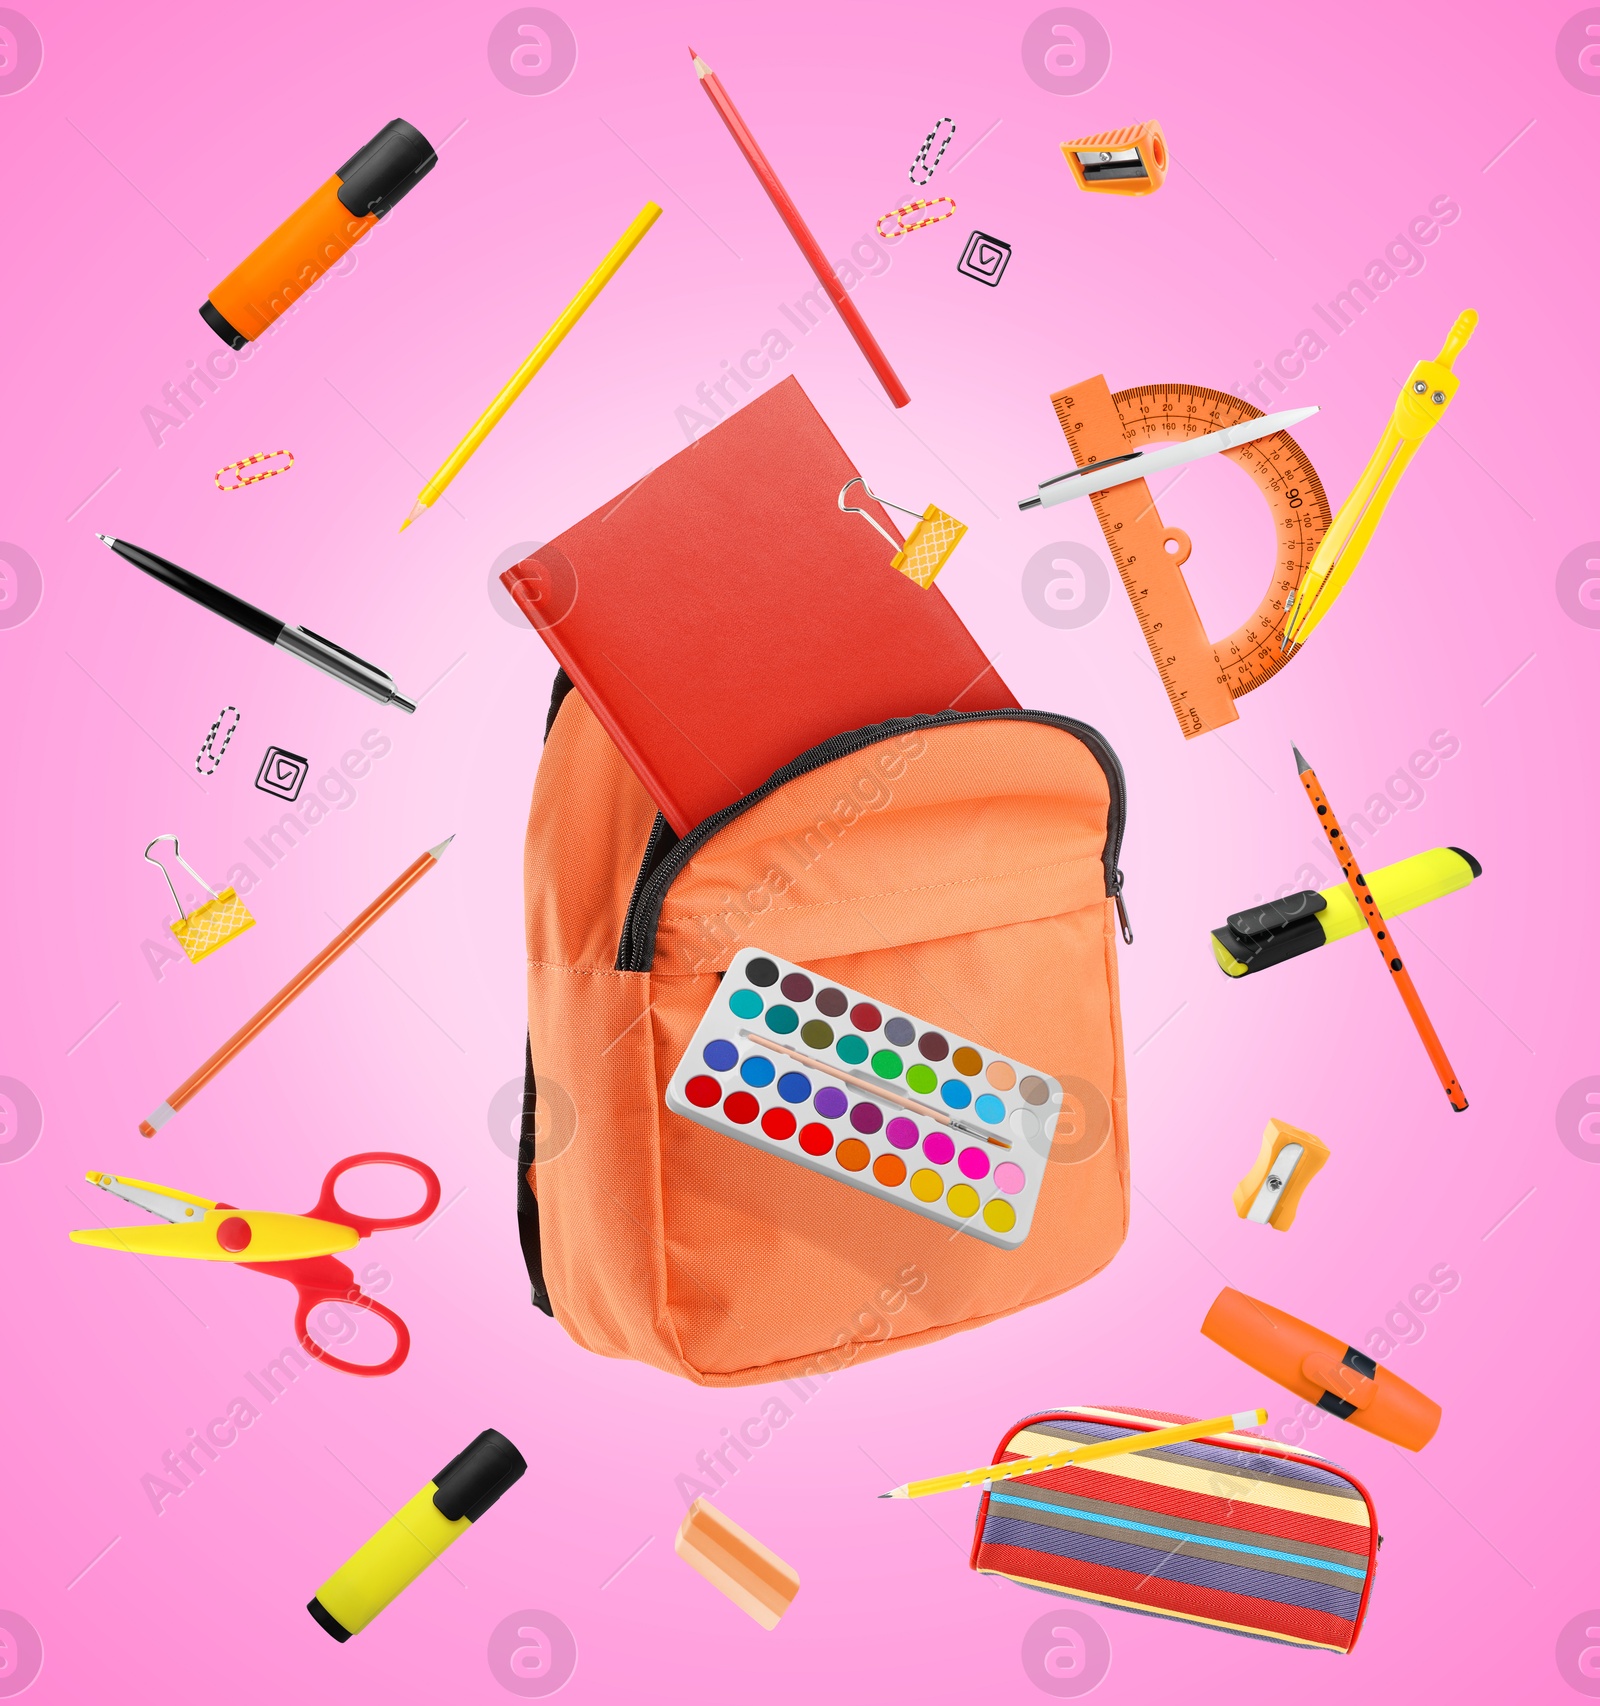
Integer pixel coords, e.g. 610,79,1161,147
1283,308,1477,647
309,1430,526,1640
400,201,663,530
879,1410,1268,1501
1210,846,1480,977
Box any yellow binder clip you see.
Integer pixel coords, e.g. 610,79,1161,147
144,835,256,965
1232,1119,1330,1231
838,477,968,589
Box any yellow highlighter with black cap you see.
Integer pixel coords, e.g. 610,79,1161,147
308,1430,526,1640
1211,846,1480,977
1283,309,1477,648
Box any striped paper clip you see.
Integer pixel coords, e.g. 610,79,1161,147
876,197,957,239
215,450,295,492
909,118,956,185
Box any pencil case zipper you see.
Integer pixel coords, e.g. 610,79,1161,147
615,708,1129,973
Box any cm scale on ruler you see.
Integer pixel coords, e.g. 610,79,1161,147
1045,378,1331,738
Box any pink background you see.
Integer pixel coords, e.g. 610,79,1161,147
3,0,1597,1700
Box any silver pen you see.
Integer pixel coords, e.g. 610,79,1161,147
1018,405,1320,510
97,535,416,712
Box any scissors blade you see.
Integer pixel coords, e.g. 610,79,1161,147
83,1170,215,1224
71,1207,360,1262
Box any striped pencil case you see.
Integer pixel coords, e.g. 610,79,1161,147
970,1405,1379,1653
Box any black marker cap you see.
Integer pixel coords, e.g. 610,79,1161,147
199,299,247,350
433,1429,527,1524
336,118,437,219
306,1597,352,1642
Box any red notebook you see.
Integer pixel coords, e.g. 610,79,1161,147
503,377,1016,834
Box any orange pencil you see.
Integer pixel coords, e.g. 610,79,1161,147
140,837,453,1135
1294,748,1466,1111
690,46,911,408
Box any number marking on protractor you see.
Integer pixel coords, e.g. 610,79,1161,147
1051,378,1331,739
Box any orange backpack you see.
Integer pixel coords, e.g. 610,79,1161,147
516,673,1131,1387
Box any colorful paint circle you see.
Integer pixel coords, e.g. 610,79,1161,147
849,1102,884,1134
1019,1075,1050,1106
703,1038,738,1071
986,1060,1017,1091
941,1080,972,1109
885,1116,919,1150
871,1049,904,1080
993,1161,1026,1195
884,1016,915,1046
814,1086,848,1119
777,1071,811,1103
728,988,764,1019
815,987,848,1017
974,1093,1006,1124
685,1075,721,1108
837,1034,869,1064
947,1182,979,1218
724,1091,760,1124
766,1005,799,1034
780,972,814,1001
958,1146,990,1180
762,1107,797,1140
850,1003,882,1032
910,1168,943,1202
800,1019,834,1049
983,1198,1017,1233
799,1123,833,1156
837,1138,870,1171
905,1063,938,1093
873,1153,907,1187
952,1046,983,1077
918,1031,949,1061
746,957,779,987
740,1056,776,1087
923,1131,955,1165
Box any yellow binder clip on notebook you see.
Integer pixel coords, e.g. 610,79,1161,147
838,477,967,589
144,834,255,964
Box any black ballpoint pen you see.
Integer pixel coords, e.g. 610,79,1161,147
96,536,416,712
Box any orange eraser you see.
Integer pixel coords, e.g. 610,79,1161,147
674,1498,799,1630
1061,120,1168,197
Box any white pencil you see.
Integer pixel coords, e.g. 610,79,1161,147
1019,406,1319,509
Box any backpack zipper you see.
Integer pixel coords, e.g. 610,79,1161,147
616,708,1129,972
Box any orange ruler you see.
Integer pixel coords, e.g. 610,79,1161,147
1052,378,1331,739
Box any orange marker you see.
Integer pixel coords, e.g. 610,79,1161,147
200,120,436,348
1294,746,1466,1111
140,838,453,1135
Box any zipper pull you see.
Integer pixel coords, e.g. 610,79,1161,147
1112,869,1133,944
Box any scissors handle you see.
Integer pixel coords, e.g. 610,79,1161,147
290,1264,412,1378
306,1152,440,1236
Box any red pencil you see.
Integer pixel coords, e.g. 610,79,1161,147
690,47,911,408
1294,746,1467,1111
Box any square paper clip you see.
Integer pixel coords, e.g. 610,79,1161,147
144,834,256,964
838,478,967,589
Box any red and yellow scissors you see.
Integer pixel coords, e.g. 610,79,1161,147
70,1152,441,1377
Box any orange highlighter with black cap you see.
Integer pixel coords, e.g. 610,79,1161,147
1203,1287,1442,1450
200,118,436,348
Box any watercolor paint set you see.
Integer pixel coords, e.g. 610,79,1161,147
664,947,1062,1249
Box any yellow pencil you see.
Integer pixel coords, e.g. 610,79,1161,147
400,201,663,530
878,1409,1268,1500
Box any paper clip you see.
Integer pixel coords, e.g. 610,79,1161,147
215,450,295,492
909,118,956,185
144,835,256,965
876,197,956,239
195,704,240,775
839,477,967,590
